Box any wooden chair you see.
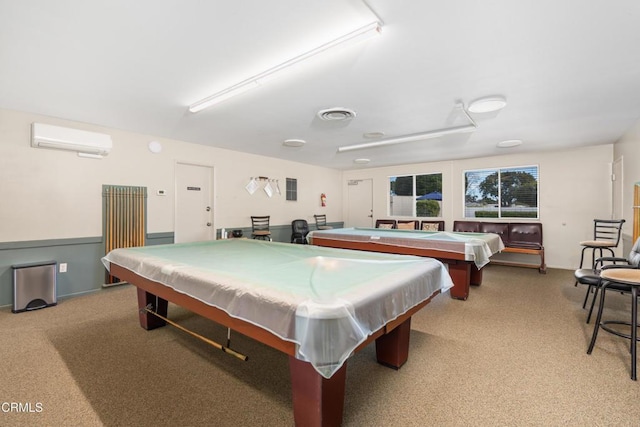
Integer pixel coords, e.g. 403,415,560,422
251,216,271,240
397,220,419,230
313,214,332,230
375,219,397,229
420,220,445,231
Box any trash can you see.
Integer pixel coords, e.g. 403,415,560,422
12,261,57,313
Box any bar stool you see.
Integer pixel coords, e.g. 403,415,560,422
251,216,271,240
579,219,625,268
587,268,640,380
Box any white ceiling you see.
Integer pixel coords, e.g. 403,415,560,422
2,0,640,170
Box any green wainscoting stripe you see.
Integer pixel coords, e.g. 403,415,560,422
0,232,174,308
0,236,102,251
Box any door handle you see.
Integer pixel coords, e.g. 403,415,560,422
206,206,211,212
206,222,212,227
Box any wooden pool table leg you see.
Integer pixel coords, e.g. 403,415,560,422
136,289,168,330
470,264,483,286
289,356,346,427
447,262,471,300
375,317,412,368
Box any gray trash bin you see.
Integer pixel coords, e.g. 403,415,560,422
12,261,57,313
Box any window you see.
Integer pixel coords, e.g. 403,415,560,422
464,165,539,219
286,178,297,201
389,173,442,217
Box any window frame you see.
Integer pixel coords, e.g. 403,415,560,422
463,165,539,220
388,172,443,218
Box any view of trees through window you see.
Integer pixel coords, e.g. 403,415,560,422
389,173,442,217
464,166,538,218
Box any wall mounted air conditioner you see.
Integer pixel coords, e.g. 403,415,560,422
31,123,113,158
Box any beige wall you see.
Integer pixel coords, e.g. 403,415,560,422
342,144,614,269
4,105,633,271
0,108,342,242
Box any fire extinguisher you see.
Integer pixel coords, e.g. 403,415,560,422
321,193,327,207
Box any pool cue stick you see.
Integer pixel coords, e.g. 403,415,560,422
141,306,248,361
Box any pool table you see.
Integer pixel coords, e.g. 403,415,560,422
102,239,452,426
308,227,504,300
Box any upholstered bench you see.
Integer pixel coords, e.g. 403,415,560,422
453,221,546,273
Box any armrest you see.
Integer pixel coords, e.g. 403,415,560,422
601,264,635,270
506,242,543,250
595,256,630,268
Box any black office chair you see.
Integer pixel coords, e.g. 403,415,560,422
575,237,640,323
291,219,309,244
579,219,625,268
313,214,332,230
251,216,271,240
375,219,397,229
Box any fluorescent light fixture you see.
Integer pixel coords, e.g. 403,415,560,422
191,81,259,112
338,124,476,153
189,21,382,113
468,96,507,113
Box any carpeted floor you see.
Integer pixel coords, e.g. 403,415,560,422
1,265,639,426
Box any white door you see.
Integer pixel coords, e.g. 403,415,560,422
612,157,623,221
175,162,214,243
347,179,373,227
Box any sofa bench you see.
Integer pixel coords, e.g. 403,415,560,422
453,221,546,273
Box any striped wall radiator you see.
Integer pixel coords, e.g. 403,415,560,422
103,185,147,285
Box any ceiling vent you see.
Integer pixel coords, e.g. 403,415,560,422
317,108,356,121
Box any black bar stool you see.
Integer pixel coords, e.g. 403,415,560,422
587,268,640,380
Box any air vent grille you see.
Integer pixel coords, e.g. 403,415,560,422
317,108,356,121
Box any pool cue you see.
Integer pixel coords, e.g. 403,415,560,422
141,306,248,361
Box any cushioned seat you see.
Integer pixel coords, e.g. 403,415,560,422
420,220,445,231
397,220,419,230
453,220,546,273
375,219,396,229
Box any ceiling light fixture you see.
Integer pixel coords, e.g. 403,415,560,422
354,158,370,164
338,124,476,152
283,139,306,148
338,103,477,153
189,21,382,113
497,139,522,148
363,131,385,139
468,96,507,113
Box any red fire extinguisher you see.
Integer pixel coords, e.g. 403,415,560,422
321,193,327,207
